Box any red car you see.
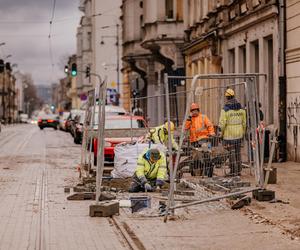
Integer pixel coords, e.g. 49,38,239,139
93,115,147,165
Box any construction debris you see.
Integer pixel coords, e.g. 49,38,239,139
252,189,275,201
230,196,252,209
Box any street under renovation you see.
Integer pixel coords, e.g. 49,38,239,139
1,1,300,249
0,124,299,249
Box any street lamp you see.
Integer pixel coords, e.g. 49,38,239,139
99,24,120,93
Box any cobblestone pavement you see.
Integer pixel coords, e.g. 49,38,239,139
0,124,300,250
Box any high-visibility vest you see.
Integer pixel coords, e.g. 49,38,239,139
219,108,246,140
185,114,215,143
148,125,178,150
135,150,167,181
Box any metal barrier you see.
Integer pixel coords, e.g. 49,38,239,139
80,89,96,177
163,73,266,220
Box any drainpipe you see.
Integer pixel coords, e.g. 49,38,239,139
278,0,287,162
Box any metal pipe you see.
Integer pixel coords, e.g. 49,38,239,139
95,79,107,204
166,73,266,80
164,73,175,210
88,88,98,172
170,187,260,210
278,0,287,162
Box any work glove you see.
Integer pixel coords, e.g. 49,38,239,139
156,179,165,188
144,183,153,192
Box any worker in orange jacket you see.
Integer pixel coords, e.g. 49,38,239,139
185,103,216,177
185,103,215,146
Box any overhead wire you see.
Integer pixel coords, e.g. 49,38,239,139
48,0,56,83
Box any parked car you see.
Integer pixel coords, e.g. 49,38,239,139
70,110,85,137
65,109,82,133
59,111,70,131
93,115,147,165
38,114,59,130
73,112,86,144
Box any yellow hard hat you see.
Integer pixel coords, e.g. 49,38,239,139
164,121,175,132
225,88,235,97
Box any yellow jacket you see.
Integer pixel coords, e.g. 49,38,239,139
219,99,246,140
135,149,167,181
148,125,178,150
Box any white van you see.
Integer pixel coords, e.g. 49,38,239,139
20,114,29,123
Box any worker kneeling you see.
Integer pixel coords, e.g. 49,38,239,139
129,148,167,192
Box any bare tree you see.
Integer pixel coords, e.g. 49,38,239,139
22,73,40,116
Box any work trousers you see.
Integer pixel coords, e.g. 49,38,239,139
223,139,242,176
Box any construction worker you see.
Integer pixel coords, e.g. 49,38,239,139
129,148,167,192
185,103,215,177
185,103,215,146
148,121,178,151
219,88,246,176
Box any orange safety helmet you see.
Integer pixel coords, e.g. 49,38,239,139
190,103,200,111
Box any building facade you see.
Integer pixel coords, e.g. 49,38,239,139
77,0,93,104
182,0,279,125
121,0,185,126
286,0,300,161
92,0,122,105
0,61,17,123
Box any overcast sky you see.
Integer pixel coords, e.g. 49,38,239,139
0,0,81,86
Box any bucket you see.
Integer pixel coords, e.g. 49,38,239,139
130,196,151,213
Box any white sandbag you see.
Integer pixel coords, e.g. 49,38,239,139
111,143,166,178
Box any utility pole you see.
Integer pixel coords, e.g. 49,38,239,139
2,67,5,123
116,24,120,93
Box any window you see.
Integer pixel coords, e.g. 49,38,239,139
250,40,259,97
87,32,92,51
228,49,235,73
266,37,274,123
166,0,174,19
239,45,246,73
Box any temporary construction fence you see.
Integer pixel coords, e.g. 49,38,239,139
161,73,267,220
77,76,108,206
80,88,97,177
126,75,264,180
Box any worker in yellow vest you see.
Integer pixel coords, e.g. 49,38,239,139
219,88,247,176
129,148,167,192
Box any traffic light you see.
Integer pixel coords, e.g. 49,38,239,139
85,66,90,78
0,59,4,73
64,65,69,73
71,63,77,76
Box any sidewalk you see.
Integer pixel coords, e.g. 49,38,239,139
111,161,300,249
242,161,300,239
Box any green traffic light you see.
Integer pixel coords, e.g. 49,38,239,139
71,70,77,76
